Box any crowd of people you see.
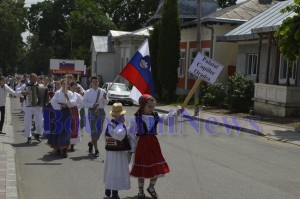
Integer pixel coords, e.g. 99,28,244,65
0,73,182,199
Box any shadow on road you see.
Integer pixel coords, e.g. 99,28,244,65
10,142,40,147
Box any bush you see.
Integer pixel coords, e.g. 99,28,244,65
199,82,226,107
226,73,254,112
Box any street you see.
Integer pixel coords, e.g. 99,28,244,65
9,98,300,199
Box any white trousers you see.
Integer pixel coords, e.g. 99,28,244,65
24,106,43,138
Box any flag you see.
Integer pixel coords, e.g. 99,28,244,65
120,39,155,101
59,61,75,70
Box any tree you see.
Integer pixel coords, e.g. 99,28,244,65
275,0,300,61
66,0,116,63
0,0,27,75
28,0,76,59
157,0,180,102
27,0,115,72
97,0,160,31
149,22,162,98
217,0,237,8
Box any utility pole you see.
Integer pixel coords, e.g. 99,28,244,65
194,0,202,106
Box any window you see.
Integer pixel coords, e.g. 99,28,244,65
279,55,298,85
202,48,210,58
247,54,258,75
188,49,198,79
178,50,186,76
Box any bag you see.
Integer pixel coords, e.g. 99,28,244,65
105,135,131,151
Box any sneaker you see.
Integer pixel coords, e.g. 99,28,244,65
88,142,93,153
94,150,99,157
147,187,159,199
27,137,32,144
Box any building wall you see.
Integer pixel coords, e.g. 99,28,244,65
96,53,116,83
177,26,213,95
213,25,239,85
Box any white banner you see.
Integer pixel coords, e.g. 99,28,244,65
188,52,224,84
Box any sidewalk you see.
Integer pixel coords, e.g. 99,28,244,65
154,104,300,147
0,97,18,199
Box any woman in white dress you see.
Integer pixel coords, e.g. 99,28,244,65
103,103,132,199
48,79,76,158
69,82,83,151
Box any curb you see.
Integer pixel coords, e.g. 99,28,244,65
153,106,265,137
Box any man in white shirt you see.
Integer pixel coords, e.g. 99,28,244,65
83,76,108,157
0,76,22,134
17,73,44,143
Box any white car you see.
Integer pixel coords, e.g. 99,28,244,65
102,82,133,106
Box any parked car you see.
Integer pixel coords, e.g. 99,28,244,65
102,82,133,106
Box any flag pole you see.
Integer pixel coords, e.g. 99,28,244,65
107,75,120,90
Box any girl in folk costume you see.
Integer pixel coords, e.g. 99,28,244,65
103,103,133,199
48,79,76,158
128,94,182,199
68,82,83,151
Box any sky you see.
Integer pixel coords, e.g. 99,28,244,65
22,0,45,41
24,0,44,7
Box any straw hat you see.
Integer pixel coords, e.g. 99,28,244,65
110,103,126,116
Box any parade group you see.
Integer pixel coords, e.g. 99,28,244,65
0,73,182,199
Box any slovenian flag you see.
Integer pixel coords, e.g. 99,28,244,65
120,39,155,101
59,61,75,70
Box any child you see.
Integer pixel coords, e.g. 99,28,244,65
128,94,181,199
103,103,132,199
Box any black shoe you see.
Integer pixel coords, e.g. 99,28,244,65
0,131,6,135
56,149,61,155
105,189,111,197
137,191,146,199
27,137,32,144
94,150,99,157
70,145,75,152
61,149,68,158
34,134,41,142
88,142,93,153
111,190,120,199
147,187,158,199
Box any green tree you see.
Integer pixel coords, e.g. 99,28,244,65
275,0,300,61
0,0,27,75
217,0,237,8
23,35,54,74
28,0,75,59
97,0,159,31
27,0,115,72
149,22,162,98
66,0,116,64
157,0,180,102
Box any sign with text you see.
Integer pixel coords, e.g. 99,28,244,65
188,52,223,84
49,59,84,75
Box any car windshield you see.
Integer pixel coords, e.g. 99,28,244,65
109,84,128,91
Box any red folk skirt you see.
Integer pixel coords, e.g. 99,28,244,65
70,107,79,139
130,135,170,178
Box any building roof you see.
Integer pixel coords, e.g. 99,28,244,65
91,27,153,53
218,0,295,41
201,0,275,25
115,26,153,39
150,0,218,22
108,30,130,37
91,36,114,53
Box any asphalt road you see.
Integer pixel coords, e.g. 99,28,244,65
9,98,300,199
